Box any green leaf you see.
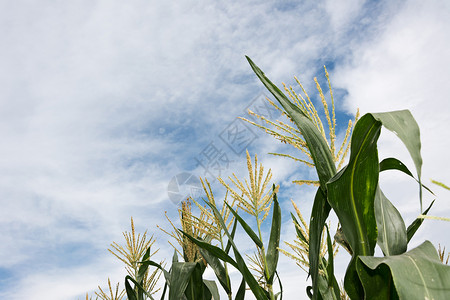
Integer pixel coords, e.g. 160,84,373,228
235,277,246,300
169,262,198,300
185,262,204,300
125,275,154,300
205,201,269,299
265,186,281,285
327,114,381,256
275,271,283,300
290,213,307,244
374,187,407,256
137,247,152,283
357,241,450,299
179,230,238,269
316,225,340,300
247,56,337,300
407,200,435,242
327,114,382,299
198,247,231,295
225,202,263,249
225,217,237,254
125,276,138,300
246,56,336,189
371,110,423,209
309,188,332,299
203,280,220,300
380,158,433,195
325,225,334,287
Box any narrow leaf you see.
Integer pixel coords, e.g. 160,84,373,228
225,202,263,248
290,213,307,244
309,188,332,298
266,187,281,285
374,187,407,256
246,56,336,189
407,200,434,242
235,278,246,300
179,230,238,269
225,218,237,254
247,56,337,300
380,157,433,195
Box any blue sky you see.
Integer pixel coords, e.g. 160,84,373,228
1,0,449,299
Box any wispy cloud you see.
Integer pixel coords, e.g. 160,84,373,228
0,0,449,299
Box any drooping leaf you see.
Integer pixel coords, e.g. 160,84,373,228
371,110,423,209
374,187,407,256
379,158,433,195
247,56,337,300
225,202,263,249
246,56,336,189
357,241,450,299
406,200,435,242
327,114,382,299
266,186,281,285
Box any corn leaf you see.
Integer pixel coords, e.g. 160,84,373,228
266,187,281,285
197,246,231,295
357,241,450,299
203,280,220,300
380,158,433,195
374,187,407,256
185,262,204,300
179,230,238,269
235,277,246,300
168,262,197,300
247,56,337,300
290,213,307,244
371,110,423,210
225,202,263,249
406,200,435,243
206,201,269,299
225,218,237,254
327,114,381,299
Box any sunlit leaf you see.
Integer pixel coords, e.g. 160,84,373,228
357,241,450,299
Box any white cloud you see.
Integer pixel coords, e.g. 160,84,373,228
1,0,449,298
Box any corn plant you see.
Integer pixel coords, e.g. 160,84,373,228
246,56,450,299
91,56,450,300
